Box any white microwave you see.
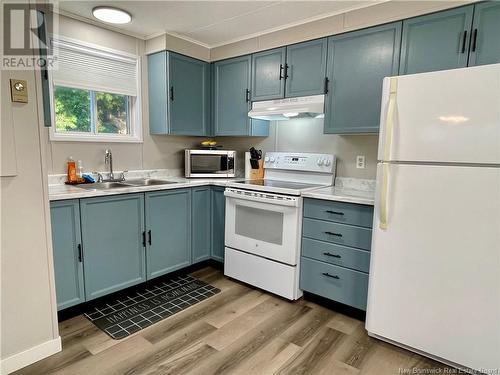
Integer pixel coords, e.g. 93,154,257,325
185,150,236,178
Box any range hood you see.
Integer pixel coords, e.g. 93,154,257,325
248,94,325,121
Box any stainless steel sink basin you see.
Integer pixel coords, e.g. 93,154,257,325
125,179,177,186
79,182,133,190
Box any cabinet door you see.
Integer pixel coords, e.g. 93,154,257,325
80,194,146,300
324,22,401,134
50,200,85,310
148,51,168,134
468,2,500,67
192,187,211,263
251,47,286,101
169,52,210,135
145,189,191,279
213,56,251,136
285,39,328,98
400,6,474,74
210,186,225,262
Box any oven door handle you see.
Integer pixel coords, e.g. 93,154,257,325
224,190,299,207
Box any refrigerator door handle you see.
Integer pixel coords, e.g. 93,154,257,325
383,77,398,161
379,163,390,229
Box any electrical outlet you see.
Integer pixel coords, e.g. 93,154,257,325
356,155,366,169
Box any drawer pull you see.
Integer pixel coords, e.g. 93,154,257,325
325,210,344,216
324,231,342,237
323,252,341,258
322,272,340,280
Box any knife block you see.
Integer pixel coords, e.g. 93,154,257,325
245,152,264,180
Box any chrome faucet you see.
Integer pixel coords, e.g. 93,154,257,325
105,149,114,180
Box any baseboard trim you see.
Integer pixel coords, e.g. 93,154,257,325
1,336,61,374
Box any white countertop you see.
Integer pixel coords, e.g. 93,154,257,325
302,185,375,206
48,171,376,206
48,177,241,201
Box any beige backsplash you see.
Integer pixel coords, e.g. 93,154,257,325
46,119,378,179
217,119,379,179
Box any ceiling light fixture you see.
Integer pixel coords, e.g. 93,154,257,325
92,6,132,24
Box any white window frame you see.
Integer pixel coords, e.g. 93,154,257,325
48,36,142,143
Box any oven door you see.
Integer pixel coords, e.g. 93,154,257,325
224,188,301,265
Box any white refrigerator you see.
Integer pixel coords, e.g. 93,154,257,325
366,64,500,372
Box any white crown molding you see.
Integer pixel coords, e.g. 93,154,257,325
196,0,390,49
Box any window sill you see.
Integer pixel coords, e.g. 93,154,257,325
49,133,143,143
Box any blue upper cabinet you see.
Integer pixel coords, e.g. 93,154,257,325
400,6,473,74
251,47,286,101
145,189,191,279
80,194,146,301
192,187,211,263
50,200,85,310
468,2,500,67
324,22,401,134
213,55,269,136
148,51,210,136
285,39,328,98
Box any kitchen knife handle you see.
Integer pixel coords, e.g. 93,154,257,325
323,252,341,258
322,272,340,280
324,231,342,237
325,210,344,216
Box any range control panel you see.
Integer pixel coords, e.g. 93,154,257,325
263,152,336,173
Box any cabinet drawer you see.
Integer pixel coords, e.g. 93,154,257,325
302,237,370,272
300,257,369,310
303,218,372,250
304,198,373,228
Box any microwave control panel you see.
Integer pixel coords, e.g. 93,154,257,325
263,152,336,173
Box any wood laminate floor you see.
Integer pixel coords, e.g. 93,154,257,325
15,267,452,375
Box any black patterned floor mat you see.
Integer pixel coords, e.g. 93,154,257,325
84,275,220,339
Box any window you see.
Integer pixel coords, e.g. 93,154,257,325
49,38,141,142
54,86,130,135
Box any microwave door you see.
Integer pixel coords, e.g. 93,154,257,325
190,155,225,174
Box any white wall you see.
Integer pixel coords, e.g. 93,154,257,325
1,22,60,375
44,15,204,175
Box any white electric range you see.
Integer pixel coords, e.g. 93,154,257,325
224,152,336,300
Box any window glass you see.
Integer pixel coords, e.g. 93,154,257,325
54,86,91,133
96,92,129,135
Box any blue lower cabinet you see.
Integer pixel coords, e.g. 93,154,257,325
50,200,85,310
300,257,369,310
192,187,211,263
145,189,192,279
80,194,146,301
303,218,372,250
302,238,371,273
210,186,225,262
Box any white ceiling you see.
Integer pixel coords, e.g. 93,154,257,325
57,1,385,47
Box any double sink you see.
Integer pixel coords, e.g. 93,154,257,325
79,179,177,190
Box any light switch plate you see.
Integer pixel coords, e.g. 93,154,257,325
10,79,28,103
356,155,366,169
